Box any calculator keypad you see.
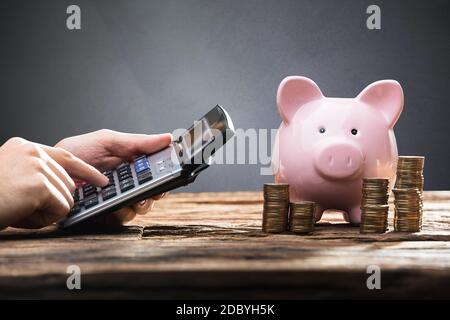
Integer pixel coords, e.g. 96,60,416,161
67,151,176,218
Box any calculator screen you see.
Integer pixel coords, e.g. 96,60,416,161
181,119,212,159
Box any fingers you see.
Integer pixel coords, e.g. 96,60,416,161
39,144,108,187
106,198,158,225
45,156,76,193
33,147,76,224
99,130,173,158
35,175,72,227
133,199,154,215
0,139,76,229
37,157,74,208
133,193,166,215
107,200,153,226
12,175,72,229
107,208,136,225
32,146,77,208
151,193,166,201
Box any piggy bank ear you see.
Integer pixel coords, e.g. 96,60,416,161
277,76,323,123
357,80,404,128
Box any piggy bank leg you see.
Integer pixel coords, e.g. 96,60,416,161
347,206,362,225
314,205,325,223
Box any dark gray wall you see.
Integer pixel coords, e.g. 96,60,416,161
0,0,448,191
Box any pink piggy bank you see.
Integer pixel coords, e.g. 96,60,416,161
272,76,404,224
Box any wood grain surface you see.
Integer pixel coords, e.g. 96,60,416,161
0,191,449,299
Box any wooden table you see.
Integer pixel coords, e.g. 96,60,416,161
1,191,450,299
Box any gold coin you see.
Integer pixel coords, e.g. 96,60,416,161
262,183,290,233
289,201,315,234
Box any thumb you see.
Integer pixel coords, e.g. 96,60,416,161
104,131,173,157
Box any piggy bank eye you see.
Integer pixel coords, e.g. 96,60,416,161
319,127,326,134
351,128,358,135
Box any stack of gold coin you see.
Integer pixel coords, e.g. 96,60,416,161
393,188,423,232
395,156,425,190
262,183,289,233
360,178,390,234
394,156,425,232
289,201,315,234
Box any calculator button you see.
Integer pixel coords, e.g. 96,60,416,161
118,164,131,171
102,179,115,189
118,171,132,181
135,155,147,160
101,187,117,201
82,184,96,197
120,184,134,192
102,185,116,192
120,177,134,185
134,157,150,173
119,178,135,192
118,165,130,171
103,172,114,186
135,163,150,174
117,165,131,174
103,170,113,177
137,170,153,184
69,203,82,216
83,194,99,209
101,182,116,191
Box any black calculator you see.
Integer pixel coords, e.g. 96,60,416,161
59,105,235,228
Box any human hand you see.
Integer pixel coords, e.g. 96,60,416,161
0,138,108,229
55,129,172,224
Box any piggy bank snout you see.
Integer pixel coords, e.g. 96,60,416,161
314,142,364,180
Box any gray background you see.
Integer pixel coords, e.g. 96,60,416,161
0,0,448,191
